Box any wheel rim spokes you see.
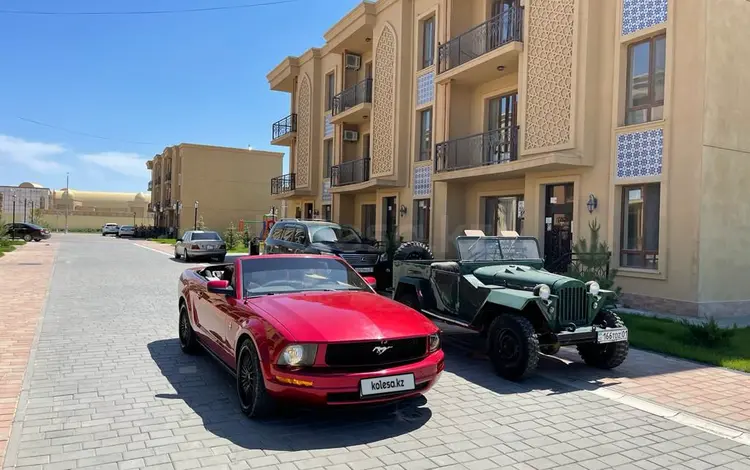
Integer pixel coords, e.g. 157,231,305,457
497,329,520,362
239,352,255,404
179,313,189,344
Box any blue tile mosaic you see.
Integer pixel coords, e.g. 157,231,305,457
413,165,431,197
324,113,334,138
616,128,663,179
322,179,331,202
622,0,668,36
416,71,434,107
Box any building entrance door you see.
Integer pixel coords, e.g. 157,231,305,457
543,183,574,273
304,203,313,220
382,197,397,240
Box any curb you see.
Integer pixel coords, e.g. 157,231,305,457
538,372,750,446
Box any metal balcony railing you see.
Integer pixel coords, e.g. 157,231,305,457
331,157,370,187
147,181,153,191
332,78,373,116
435,126,518,173
271,173,296,194
437,6,524,74
272,114,297,140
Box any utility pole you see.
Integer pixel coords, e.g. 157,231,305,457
193,201,199,230
65,172,69,234
31,201,34,223
23,198,27,223
11,191,16,239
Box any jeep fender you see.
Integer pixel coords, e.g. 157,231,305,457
471,289,548,332
394,276,434,310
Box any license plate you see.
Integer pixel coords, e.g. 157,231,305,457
205,245,214,250
356,267,374,273
597,328,628,344
360,373,415,397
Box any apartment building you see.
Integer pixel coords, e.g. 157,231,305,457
146,144,283,236
266,0,750,318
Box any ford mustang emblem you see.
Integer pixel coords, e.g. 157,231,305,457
372,345,393,355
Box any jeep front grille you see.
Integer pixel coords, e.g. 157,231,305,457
340,253,379,266
557,286,588,326
325,337,427,368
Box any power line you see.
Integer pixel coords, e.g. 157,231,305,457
16,116,156,145
0,0,299,16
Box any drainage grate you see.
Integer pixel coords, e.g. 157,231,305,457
17,262,43,266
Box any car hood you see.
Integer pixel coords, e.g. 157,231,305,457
472,264,579,290
309,242,381,254
248,291,437,342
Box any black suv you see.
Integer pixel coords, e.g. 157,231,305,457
264,219,387,288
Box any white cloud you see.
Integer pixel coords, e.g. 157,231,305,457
0,134,68,173
78,152,148,178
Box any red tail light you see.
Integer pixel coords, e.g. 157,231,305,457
191,244,200,249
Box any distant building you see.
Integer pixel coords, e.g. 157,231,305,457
0,182,53,222
146,143,283,237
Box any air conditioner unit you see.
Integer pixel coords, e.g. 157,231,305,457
345,53,361,70
343,130,359,142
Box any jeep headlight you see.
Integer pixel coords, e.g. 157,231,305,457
428,333,441,352
534,284,551,301
277,344,318,366
587,281,600,296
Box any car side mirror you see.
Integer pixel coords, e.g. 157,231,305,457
207,279,234,296
363,276,377,289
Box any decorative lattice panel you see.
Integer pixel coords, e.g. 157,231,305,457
416,71,434,107
622,0,668,36
321,179,331,202
413,165,431,197
371,24,397,176
523,0,575,151
616,127,663,179
296,75,311,188
324,112,334,138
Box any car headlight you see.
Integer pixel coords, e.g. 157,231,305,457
277,344,318,366
534,284,551,300
428,333,441,352
586,281,600,296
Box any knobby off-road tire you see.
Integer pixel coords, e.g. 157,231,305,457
236,339,276,419
178,303,200,354
393,241,434,261
488,315,540,380
577,310,629,369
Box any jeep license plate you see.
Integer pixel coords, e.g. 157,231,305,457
360,373,415,397
356,267,374,273
597,328,628,344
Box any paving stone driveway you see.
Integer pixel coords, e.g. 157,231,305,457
3,234,750,470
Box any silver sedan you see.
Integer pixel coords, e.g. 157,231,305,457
175,230,227,262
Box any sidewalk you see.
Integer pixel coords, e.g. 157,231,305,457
0,240,57,467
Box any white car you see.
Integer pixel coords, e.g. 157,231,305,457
102,223,119,236
117,225,136,238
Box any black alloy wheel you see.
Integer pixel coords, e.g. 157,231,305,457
236,340,275,418
178,304,199,354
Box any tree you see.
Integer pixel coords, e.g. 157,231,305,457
223,222,239,251
197,215,207,230
567,219,621,298
31,209,49,228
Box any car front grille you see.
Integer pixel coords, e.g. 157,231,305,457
325,337,427,368
557,286,589,326
339,253,379,266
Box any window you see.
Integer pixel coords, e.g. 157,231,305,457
322,204,332,222
412,199,431,242
625,35,666,125
323,139,333,178
620,184,660,269
418,108,432,161
482,196,524,235
325,72,335,111
363,134,371,160
291,225,306,245
421,16,435,69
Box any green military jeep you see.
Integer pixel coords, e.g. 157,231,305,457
392,233,628,380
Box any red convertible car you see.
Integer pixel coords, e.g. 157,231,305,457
177,254,444,418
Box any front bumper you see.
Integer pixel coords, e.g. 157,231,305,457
264,350,445,406
556,326,629,346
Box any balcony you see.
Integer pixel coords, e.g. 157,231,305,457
271,173,296,195
331,157,370,187
436,7,524,86
148,181,153,191
323,1,376,54
271,114,297,146
435,127,518,174
331,79,372,125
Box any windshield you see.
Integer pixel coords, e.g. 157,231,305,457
26,223,45,230
240,257,371,296
191,232,221,241
456,237,541,262
309,224,362,244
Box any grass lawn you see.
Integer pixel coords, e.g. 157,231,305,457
619,313,750,373
0,239,26,257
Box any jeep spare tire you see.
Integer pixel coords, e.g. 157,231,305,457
393,241,434,261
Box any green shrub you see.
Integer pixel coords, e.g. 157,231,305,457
223,222,239,251
682,317,736,348
567,219,621,299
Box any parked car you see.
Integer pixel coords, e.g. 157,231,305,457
263,219,388,288
174,230,227,262
117,225,135,238
102,223,119,236
2,223,51,242
177,254,444,418
391,231,628,380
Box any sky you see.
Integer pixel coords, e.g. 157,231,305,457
0,0,360,192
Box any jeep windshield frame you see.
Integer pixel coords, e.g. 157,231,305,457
456,236,543,262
